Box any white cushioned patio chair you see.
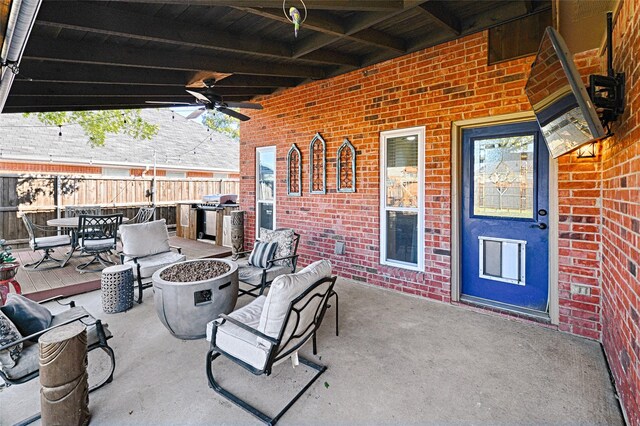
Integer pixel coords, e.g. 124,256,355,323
236,228,300,298
21,214,72,271
206,260,336,425
119,219,185,303
0,294,115,425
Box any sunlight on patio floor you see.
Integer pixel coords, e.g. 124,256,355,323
0,278,623,425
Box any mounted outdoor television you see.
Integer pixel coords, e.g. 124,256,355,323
525,27,606,158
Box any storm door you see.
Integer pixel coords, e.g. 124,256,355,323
461,122,549,314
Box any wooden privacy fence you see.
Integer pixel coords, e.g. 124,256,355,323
0,175,239,245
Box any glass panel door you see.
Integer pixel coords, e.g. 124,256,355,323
256,146,276,238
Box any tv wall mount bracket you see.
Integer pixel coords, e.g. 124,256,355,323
587,12,625,134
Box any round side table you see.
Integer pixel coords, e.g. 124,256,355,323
101,264,134,313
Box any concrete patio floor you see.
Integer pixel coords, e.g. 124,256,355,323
1,278,623,425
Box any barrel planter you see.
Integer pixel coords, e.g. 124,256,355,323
152,259,238,339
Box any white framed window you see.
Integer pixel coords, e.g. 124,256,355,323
165,171,186,179
102,167,130,177
256,146,276,238
380,127,425,271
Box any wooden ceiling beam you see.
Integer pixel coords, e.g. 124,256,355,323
36,2,359,68
411,1,552,52
23,35,326,79
67,0,407,11
239,3,417,56
202,75,303,88
357,2,552,74
2,105,173,113
292,9,411,57
5,95,253,109
8,82,275,97
17,61,189,86
418,2,461,35
17,61,303,88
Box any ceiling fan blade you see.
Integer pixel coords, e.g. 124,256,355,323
217,106,250,121
224,101,263,110
185,89,212,104
186,108,205,120
145,101,194,105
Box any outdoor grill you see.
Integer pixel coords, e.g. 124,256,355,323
196,194,238,240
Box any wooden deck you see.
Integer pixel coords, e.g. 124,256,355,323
11,236,231,296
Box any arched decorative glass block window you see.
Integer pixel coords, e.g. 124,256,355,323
337,138,356,193
309,133,326,194
287,144,302,196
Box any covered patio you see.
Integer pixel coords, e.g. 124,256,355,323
0,278,623,425
1,0,639,424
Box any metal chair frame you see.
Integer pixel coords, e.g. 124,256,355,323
21,214,72,271
0,296,115,425
237,229,301,298
120,245,183,304
75,214,122,273
206,276,336,425
123,206,155,225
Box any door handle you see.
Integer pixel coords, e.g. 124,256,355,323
531,223,547,230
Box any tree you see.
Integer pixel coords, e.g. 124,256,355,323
202,111,239,141
24,110,158,146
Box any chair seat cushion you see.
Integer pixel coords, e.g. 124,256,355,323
32,235,71,250
2,307,112,380
125,251,186,278
79,238,115,251
207,296,269,371
0,294,53,341
237,260,290,286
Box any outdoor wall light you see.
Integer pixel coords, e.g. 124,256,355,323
576,142,597,158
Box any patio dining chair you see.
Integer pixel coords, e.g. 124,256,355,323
0,294,115,425
123,206,155,225
21,214,72,271
75,214,122,273
206,260,336,425
236,228,300,298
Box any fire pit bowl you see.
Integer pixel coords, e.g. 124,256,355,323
152,259,238,339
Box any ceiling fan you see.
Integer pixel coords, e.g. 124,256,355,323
146,88,263,121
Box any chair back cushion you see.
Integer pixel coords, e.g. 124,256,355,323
248,241,278,268
120,219,171,258
0,294,53,341
257,260,331,349
0,311,22,368
259,228,297,267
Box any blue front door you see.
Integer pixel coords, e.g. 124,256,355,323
461,122,549,313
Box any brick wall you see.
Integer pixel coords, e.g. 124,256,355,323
600,1,640,424
240,29,607,333
241,32,535,302
556,50,604,340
